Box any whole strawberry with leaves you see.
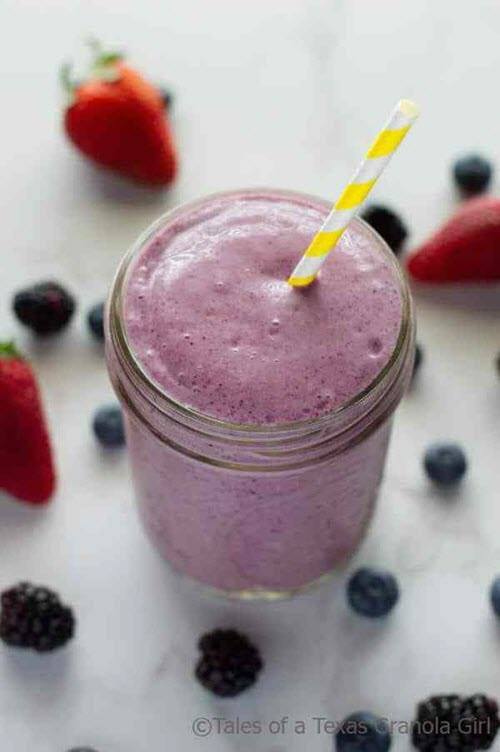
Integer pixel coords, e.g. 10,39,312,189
0,343,56,504
62,41,177,186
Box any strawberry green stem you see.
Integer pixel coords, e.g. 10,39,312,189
61,39,123,107
0,341,20,359
87,38,123,81
60,62,75,94
87,37,103,57
60,62,80,108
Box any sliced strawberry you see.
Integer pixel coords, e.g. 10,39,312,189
407,197,500,282
62,45,177,186
0,343,56,504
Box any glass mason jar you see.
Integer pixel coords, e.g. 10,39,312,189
105,190,415,600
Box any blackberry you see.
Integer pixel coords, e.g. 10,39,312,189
413,695,463,752
67,748,99,752
347,567,400,618
336,711,392,752
195,629,263,697
87,302,105,341
13,281,76,335
0,582,75,652
412,694,499,752
453,155,493,196
361,205,408,255
460,695,499,750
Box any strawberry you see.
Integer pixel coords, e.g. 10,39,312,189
0,343,56,504
62,42,177,186
407,197,500,282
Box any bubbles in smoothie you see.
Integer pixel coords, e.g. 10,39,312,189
269,318,281,335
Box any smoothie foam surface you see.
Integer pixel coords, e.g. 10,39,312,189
124,192,402,425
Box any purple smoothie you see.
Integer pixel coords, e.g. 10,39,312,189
124,193,402,424
108,190,411,595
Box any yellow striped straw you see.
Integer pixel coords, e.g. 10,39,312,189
288,99,419,287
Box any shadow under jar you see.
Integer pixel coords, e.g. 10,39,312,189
105,189,415,599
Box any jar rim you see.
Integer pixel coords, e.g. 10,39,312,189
107,187,413,438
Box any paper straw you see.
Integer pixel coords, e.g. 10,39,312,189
288,99,419,287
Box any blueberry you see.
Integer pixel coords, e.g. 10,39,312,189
92,405,125,448
453,154,493,196
336,711,392,752
490,577,500,617
413,343,423,379
423,443,467,486
361,205,408,255
67,748,98,752
87,302,105,342
347,567,399,618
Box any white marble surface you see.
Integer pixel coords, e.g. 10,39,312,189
1,1,500,750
